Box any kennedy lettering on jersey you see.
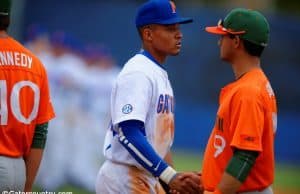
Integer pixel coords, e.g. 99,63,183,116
0,51,33,68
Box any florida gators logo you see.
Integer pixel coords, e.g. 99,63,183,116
170,1,176,13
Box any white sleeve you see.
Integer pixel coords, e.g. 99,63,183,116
112,72,152,125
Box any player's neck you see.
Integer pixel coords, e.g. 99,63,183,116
231,55,260,80
0,31,8,38
142,46,166,64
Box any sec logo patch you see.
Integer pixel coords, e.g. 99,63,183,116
122,104,133,114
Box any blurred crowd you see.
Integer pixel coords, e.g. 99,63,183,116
24,24,120,191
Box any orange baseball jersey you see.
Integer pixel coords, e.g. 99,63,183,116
202,68,277,192
0,36,55,157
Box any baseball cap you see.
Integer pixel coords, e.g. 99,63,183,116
205,8,270,47
0,0,11,16
135,0,193,28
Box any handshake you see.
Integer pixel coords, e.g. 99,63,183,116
162,172,204,194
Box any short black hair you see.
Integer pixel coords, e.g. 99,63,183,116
0,15,10,31
242,39,265,57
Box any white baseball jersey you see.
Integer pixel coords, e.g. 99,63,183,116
103,51,175,169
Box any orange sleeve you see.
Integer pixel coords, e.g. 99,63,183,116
36,65,55,124
230,86,264,152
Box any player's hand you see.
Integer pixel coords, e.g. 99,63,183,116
168,172,203,194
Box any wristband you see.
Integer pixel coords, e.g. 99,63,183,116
159,166,177,184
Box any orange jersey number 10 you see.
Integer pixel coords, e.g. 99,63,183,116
0,80,40,125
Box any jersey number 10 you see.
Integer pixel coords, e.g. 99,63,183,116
0,80,40,125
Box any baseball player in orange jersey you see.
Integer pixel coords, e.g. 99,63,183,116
0,0,55,192
201,8,277,194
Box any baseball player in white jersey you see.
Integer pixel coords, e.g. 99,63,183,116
95,1,203,194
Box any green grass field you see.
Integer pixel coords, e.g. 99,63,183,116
37,150,300,194
173,150,300,194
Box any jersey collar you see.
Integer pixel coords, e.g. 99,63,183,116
139,49,166,70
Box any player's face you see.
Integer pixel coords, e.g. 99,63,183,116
150,24,183,57
218,34,235,62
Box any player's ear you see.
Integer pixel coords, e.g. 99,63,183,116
142,26,153,41
234,35,241,48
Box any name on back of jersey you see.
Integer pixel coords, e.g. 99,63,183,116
157,94,174,114
0,51,32,68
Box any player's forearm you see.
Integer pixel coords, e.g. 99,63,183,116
214,149,259,194
214,172,242,194
23,122,48,191
24,148,44,192
117,120,177,184
158,151,174,193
